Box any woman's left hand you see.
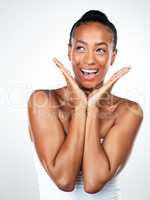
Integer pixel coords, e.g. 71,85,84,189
88,66,131,108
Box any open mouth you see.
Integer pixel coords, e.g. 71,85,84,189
80,68,99,80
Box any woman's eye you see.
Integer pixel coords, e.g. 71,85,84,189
97,48,106,55
76,46,85,52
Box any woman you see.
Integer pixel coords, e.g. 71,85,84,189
28,10,143,199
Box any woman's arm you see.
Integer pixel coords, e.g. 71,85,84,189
28,90,86,192
28,58,88,191
82,102,143,193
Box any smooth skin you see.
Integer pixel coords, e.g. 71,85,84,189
28,22,143,194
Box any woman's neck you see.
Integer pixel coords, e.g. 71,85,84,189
77,81,104,97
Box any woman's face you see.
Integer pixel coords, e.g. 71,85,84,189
68,22,117,90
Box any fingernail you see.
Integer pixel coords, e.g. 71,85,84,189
53,57,57,62
53,58,60,67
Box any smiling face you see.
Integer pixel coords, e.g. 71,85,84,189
68,22,117,91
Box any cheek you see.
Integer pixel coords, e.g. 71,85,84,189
97,57,112,72
99,68,107,79
71,54,84,68
98,54,110,65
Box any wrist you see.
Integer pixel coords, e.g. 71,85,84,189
87,104,99,114
87,95,99,109
74,104,87,113
71,105,87,121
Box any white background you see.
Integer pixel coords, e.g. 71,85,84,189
0,0,150,199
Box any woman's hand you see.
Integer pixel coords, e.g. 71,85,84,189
88,66,131,108
53,57,87,109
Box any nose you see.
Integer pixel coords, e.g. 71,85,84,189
85,51,96,65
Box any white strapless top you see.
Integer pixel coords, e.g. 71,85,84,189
31,143,121,200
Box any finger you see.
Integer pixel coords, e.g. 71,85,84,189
114,66,131,75
101,66,131,93
88,66,131,105
53,57,78,89
111,66,131,78
109,66,131,83
53,57,72,76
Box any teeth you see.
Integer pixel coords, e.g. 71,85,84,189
81,68,98,73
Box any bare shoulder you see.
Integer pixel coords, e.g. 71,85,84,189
118,97,143,118
115,96,143,118
27,89,64,142
28,89,59,111
28,89,49,104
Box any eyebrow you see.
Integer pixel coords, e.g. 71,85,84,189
76,40,108,47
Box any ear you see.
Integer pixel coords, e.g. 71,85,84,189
110,49,117,65
68,44,72,61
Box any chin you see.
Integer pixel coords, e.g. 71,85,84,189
78,80,102,91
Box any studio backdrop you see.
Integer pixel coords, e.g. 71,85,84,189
0,0,150,199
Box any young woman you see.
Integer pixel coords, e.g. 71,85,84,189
28,10,143,199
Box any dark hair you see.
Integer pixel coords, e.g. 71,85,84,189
69,10,117,50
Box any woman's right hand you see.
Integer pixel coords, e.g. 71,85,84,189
53,57,87,110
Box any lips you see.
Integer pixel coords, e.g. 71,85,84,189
79,67,99,80
80,68,99,74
